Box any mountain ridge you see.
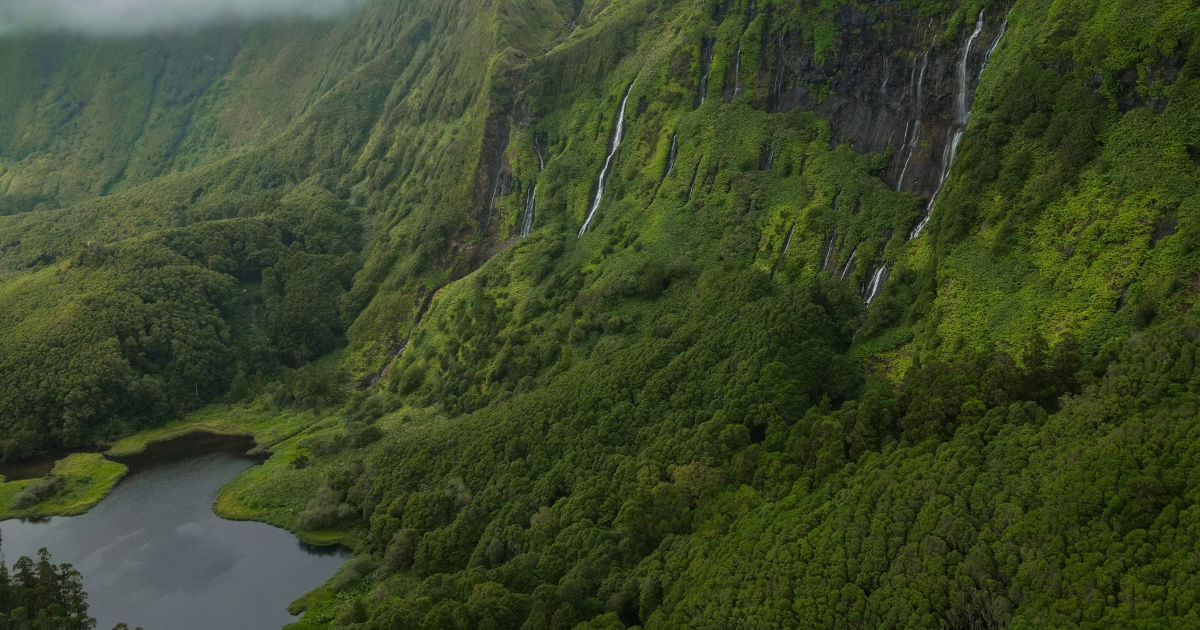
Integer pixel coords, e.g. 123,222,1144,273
2,0,1200,627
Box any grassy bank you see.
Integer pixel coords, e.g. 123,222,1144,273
106,404,321,458
209,404,404,550
1,404,328,522
0,454,127,520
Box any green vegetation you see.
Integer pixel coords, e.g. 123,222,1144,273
0,185,362,460
106,404,325,458
0,404,332,522
1,0,1199,628
0,547,96,630
0,454,126,520
213,411,374,548
889,0,1200,361
0,542,140,630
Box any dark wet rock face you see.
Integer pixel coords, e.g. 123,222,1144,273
749,3,1013,201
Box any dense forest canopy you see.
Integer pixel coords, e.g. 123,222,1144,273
1,0,1199,627
0,541,95,630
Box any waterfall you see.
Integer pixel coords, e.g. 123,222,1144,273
894,119,911,188
872,69,891,149
520,184,537,238
772,223,796,278
522,137,544,238
732,41,744,98
578,81,635,236
863,265,889,305
839,247,857,281
664,133,678,179
686,157,702,201
956,12,986,120
760,145,776,170
895,50,929,192
484,164,503,226
770,31,786,107
696,39,715,108
910,10,990,239
979,13,1009,80
822,228,838,271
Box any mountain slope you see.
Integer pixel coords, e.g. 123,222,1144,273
1,0,1199,628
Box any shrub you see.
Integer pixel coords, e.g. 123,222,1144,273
297,483,357,530
351,425,384,448
11,475,65,510
330,555,376,591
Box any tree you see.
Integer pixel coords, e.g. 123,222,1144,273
0,537,94,630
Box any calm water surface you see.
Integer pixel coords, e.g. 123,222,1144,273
1,453,348,630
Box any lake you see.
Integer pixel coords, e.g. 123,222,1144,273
0,450,348,630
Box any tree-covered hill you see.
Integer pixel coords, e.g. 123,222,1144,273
2,0,1199,627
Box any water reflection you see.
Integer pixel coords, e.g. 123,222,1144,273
1,453,348,630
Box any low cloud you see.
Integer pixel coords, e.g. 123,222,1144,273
0,0,365,36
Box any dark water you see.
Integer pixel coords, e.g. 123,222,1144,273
0,447,99,481
0,453,348,630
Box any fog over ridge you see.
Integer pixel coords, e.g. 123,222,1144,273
0,0,365,36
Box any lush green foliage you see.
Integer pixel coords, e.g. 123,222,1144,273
0,546,94,630
288,310,1198,629
0,185,361,458
0,543,142,630
1,0,1199,627
0,455,127,520
877,0,1200,358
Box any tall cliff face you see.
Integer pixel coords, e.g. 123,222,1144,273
2,1,1200,627
649,0,1199,355
0,0,580,451
2,0,1193,438
4,0,1195,357
753,3,1012,199
696,1,1018,307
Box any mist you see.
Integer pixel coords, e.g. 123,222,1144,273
0,0,365,37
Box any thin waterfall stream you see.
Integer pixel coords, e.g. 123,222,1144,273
909,10,988,239
980,13,1009,79
771,223,796,278
696,39,715,107
895,50,929,192
686,157,702,201
521,137,546,238
520,184,537,238
664,133,678,179
579,81,635,236
822,228,838,271
863,266,889,305
732,41,744,98
484,164,503,226
534,136,546,171
839,247,857,282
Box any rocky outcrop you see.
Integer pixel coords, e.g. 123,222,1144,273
748,3,1013,202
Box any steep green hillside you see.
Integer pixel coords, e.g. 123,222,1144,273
2,0,1199,628
0,185,359,455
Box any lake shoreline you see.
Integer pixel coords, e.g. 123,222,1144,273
0,429,260,521
108,431,265,473
1,407,359,552
0,452,351,630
